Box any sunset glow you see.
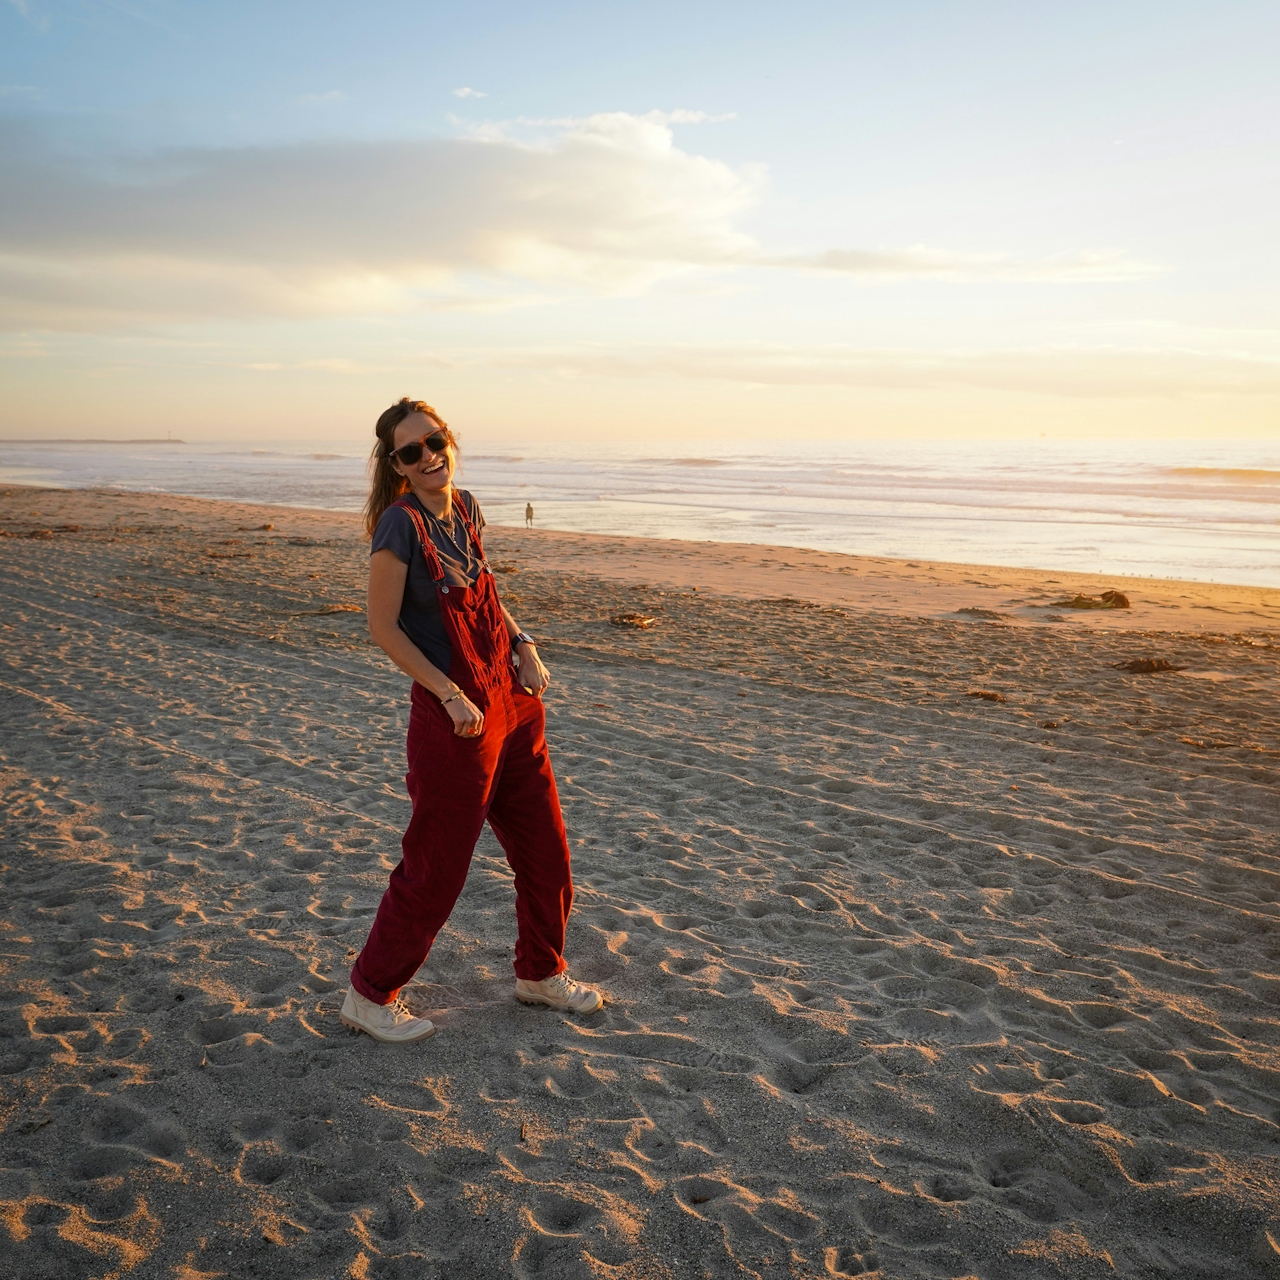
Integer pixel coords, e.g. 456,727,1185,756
2,2,1277,444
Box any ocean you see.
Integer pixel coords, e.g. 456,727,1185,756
2,437,1277,588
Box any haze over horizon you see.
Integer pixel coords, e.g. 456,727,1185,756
2,1,1277,448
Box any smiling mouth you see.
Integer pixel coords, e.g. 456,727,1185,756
420,459,446,475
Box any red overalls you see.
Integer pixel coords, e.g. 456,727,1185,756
350,496,574,1005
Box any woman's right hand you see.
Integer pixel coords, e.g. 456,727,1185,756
445,692,484,738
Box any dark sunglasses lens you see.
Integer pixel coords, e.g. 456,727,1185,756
392,431,448,465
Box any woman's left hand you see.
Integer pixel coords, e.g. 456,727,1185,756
516,644,550,696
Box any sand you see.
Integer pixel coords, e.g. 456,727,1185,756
1,485,1278,1280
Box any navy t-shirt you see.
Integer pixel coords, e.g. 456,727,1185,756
371,491,487,676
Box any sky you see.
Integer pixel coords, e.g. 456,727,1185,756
1,0,1278,447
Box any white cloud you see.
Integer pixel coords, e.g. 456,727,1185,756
452,87,488,99
0,111,1156,330
0,112,760,328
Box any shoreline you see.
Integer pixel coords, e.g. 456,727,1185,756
3,484,1278,635
2,451,1277,592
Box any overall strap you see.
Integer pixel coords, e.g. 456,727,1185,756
391,496,445,584
450,491,490,572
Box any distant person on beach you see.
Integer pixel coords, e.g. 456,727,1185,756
340,398,602,1043
525,502,534,528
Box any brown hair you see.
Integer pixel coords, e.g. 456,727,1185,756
363,398,456,537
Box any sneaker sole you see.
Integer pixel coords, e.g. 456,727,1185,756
340,1012,436,1043
516,992,604,1015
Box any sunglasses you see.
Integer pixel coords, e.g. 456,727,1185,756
387,430,450,466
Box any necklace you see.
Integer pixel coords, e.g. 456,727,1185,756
425,500,470,562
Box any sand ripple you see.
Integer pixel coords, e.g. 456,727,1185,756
1,487,1277,1278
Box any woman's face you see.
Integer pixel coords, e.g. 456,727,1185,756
391,412,455,496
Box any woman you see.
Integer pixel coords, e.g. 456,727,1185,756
341,398,603,1043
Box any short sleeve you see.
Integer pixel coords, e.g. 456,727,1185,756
459,490,485,532
371,504,418,563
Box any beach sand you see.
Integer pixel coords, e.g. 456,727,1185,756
1,485,1278,1279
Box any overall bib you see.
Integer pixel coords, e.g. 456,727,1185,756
350,496,574,1005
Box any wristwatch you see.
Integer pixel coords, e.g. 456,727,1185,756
512,631,536,651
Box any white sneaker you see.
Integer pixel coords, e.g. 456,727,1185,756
515,971,604,1015
340,989,435,1043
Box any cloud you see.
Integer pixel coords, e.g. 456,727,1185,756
770,247,1160,283
452,87,488,99
0,112,760,328
489,109,736,130
468,343,1280,398
0,111,1154,330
